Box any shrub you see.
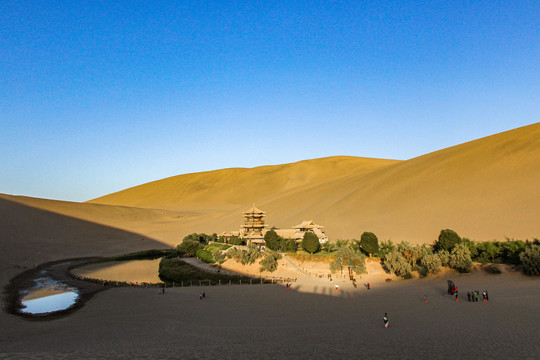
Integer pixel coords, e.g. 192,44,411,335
302,232,320,254
281,238,297,252
484,264,502,274
434,229,462,252
360,232,379,257
182,233,213,245
420,253,442,275
228,235,245,246
177,239,203,257
212,250,226,264
329,246,366,275
195,249,214,263
438,249,451,266
378,240,396,257
158,258,252,284
226,245,260,265
520,246,540,276
259,251,282,272
382,250,412,277
449,243,473,273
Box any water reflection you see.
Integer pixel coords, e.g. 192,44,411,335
21,291,79,314
19,277,79,315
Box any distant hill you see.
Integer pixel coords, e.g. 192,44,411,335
88,122,540,243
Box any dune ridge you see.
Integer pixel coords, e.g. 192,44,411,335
87,122,540,242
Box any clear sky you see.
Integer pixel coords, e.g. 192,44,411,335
1,1,539,202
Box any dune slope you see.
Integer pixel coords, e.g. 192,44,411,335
90,123,540,243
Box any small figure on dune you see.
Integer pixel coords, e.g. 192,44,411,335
383,313,389,328
202,291,206,299
335,284,339,291
199,292,203,300
424,294,428,303
486,291,489,301
467,292,471,302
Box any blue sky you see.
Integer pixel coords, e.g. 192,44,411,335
1,1,539,202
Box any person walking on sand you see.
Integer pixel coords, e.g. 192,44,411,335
202,291,206,299
486,291,489,301
199,292,203,300
467,292,471,302
383,313,389,328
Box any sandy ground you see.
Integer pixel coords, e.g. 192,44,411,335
1,269,538,359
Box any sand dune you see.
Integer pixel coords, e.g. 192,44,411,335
88,123,540,243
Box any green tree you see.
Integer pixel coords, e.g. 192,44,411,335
434,229,462,252
449,243,473,273
302,232,321,254
177,239,203,257
360,232,379,257
281,238,297,252
264,230,281,251
520,245,540,276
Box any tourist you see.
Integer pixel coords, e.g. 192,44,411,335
455,290,459,301
467,292,471,302
202,291,206,299
486,291,489,301
367,282,370,290
335,284,339,291
424,294,428,302
383,313,389,328
199,292,203,300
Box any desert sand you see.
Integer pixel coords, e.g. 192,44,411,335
1,123,539,358
1,265,538,359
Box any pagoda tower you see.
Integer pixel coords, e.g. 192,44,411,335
241,204,266,241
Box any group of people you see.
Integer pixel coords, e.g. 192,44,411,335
467,290,489,302
199,291,206,300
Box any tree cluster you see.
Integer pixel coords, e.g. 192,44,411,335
264,230,297,252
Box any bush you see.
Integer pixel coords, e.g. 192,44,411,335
302,232,320,254
449,243,473,273
420,253,442,275
196,249,214,263
228,235,245,246
182,233,214,245
212,250,226,264
158,258,252,284
177,239,204,257
382,251,412,277
360,232,379,257
520,246,540,276
434,229,462,252
226,245,260,265
329,246,366,275
259,251,282,272
484,264,502,274
378,240,396,257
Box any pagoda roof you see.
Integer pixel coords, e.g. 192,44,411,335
292,220,324,229
243,204,266,215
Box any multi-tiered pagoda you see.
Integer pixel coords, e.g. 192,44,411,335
240,204,267,243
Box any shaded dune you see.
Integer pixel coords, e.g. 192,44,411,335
0,196,171,287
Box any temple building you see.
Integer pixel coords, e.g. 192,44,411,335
240,204,267,242
220,205,327,246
